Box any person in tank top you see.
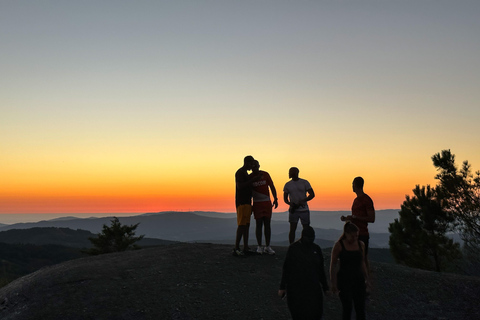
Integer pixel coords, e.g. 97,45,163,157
330,222,369,320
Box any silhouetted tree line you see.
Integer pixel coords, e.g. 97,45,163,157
0,223,164,287
0,227,93,248
389,149,480,273
0,242,84,287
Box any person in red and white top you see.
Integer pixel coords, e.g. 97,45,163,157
251,160,278,254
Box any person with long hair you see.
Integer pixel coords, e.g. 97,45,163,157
330,222,369,320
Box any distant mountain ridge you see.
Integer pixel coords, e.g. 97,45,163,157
0,210,397,248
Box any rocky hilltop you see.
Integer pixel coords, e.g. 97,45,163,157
0,243,479,320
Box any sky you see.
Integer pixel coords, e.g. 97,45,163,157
1,1,480,216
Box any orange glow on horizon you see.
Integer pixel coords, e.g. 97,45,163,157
1,153,439,214
0,191,406,214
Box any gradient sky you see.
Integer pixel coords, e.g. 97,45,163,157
2,1,480,215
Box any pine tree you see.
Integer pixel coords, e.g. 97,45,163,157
432,150,480,254
389,185,460,271
86,217,144,255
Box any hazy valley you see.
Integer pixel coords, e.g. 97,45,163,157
0,210,398,248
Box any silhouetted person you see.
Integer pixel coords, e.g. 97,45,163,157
234,155,259,256
279,226,329,320
251,160,278,254
330,222,369,320
283,167,315,244
341,176,375,273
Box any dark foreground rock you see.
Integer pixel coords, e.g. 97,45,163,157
0,243,479,320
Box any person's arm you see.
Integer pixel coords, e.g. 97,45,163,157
270,182,278,209
342,197,375,223
306,188,315,202
236,172,260,189
342,208,375,223
366,207,375,223
360,241,371,291
359,241,368,283
283,191,290,206
329,242,341,294
299,188,315,205
317,248,329,292
278,247,292,297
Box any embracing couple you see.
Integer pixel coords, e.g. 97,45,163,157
234,155,278,256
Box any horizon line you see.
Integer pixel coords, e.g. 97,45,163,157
0,208,400,215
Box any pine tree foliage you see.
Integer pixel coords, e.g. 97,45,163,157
389,149,480,272
432,150,480,254
86,217,145,255
389,185,460,272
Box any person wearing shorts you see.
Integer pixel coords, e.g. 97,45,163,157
283,167,315,244
251,160,278,255
234,155,259,256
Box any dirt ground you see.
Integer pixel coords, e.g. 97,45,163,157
0,243,479,320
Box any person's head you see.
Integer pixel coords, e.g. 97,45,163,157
352,176,364,193
301,226,315,245
252,160,260,173
340,222,359,243
243,155,255,170
289,167,299,180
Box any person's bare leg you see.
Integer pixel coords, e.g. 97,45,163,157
289,222,297,244
256,219,263,246
243,223,250,251
235,225,246,251
264,217,272,246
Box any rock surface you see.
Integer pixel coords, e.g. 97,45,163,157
0,243,479,320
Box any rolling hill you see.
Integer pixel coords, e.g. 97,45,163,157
0,243,478,320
